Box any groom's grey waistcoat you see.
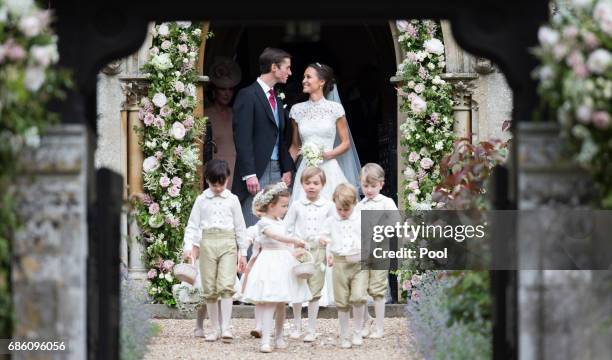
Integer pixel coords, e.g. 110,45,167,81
231,81,294,201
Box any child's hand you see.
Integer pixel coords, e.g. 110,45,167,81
191,245,200,260
319,237,329,246
293,238,306,248
327,255,334,267
293,247,306,258
237,256,247,273
183,249,192,262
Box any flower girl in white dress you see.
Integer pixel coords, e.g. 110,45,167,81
242,182,312,353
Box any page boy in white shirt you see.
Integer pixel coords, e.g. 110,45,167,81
185,159,248,342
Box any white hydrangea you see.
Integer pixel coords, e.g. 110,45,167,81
151,53,173,71
424,38,445,55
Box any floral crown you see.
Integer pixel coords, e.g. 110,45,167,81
251,182,288,215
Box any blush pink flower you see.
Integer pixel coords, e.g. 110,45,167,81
408,181,419,191
592,111,611,130
154,151,163,160
143,113,155,126
420,157,434,170
174,145,184,156
183,115,194,129
178,44,189,53
160,105,172,118
168,185,181,197
148,202,160,215
153,116,165,129
408,151,420,163
162,260,175,272
160,40,171,51
159,175,171,188
147,268,157,279
171,177,182,187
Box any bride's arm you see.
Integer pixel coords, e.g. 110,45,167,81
288,118,301,162
323,116,351,160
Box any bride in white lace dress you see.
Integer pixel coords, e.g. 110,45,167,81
288,63,361,306
288,63,360,203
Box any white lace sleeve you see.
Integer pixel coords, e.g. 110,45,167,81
289,103,301,125
332,101,346,120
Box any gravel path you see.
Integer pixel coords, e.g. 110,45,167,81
145,318,422,360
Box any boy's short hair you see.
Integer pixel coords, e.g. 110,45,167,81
259,47,291,74
360,163,385,184
204,159,231,184
301,166,326,185
332,183,358,208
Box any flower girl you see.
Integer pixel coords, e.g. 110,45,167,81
242,182,312,353
284,167,335,342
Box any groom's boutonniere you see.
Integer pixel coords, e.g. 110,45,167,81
277,91,287,108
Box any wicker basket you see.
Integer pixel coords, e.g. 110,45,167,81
293,250,316,280
174,261,197,285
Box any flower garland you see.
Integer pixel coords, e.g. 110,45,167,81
133,21,208,306
395,20,455,212
533,0,612,208
0,0,71,334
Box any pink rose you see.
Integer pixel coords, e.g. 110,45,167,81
159,175,171,188
417,169,427,180
420,157,434,170
592,111,610,130
152,93,167,108
583,31,599,49
161,40,171,50
143,113,155,126
418,66,428,80
148,202,160,215
430,112,440,124
168,185,180,197
174,81,185,93
408,181,419,191
149,47,160,56
153,116,165,129
147,269,157,279
140,193,153,206
5,40,26,61
183,115,194,129
402,280,412,291
162,260,175,272
171,177,182,187
178,44,188,53
408,151,420,163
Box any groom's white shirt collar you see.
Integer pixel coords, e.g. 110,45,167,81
257,77,273,95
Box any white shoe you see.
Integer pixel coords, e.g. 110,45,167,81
260,344,273,353
303,331,317,342
352,333,363,346
194,328,205,338
340,339,352,349
275,337,288,349
221,329,234,343
205,331,220,342
361,317,374,337
289,327,301,340
368,329,384,339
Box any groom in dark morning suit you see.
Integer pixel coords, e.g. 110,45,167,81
232,47,294,226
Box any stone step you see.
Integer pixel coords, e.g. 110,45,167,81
146,303,407,319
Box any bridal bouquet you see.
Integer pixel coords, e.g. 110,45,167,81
299,142,325,167
533,0,612,208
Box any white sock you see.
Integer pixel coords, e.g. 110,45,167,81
275,303,286,340
196,305,206,329
260,304,275,347
374,298,385,334
307,300,320,333
292,303,302,331
338,310,350,340
352,304,365,335
206,301,220,333
220,297,233,332
254,304,262,331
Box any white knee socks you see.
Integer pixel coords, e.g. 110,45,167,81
338,310,350,341
292,303,302,331
352,304,365,335
275,303,286,340
206,301,220,333
260,304,275,347
220,297,233,332
196,305,206,329
307,300,320,334
374,298,385,334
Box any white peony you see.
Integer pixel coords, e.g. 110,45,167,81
143,156,160,173
151,53,173,70
404,166,416,180
24,66,45,92
18,14,44,38
30,44,59,67
171,122,186,140
152,93,167,107
410,94,427,114
174,81,185,93
158,23,170,37
424,38,445,55
586,49,611,74
538,26,559,47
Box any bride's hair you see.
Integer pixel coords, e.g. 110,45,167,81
307,62,335,96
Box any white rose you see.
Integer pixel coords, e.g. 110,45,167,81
193,28,202,36
404,166,416,180
158,23,170,37
161,40,171,51
5,0,34,17
427,63,435,70
151,53,173,70
176,21,191,28
143,156,160,173
18,14,43,38
164,273,173,282
538,26,559,47
174,81,185,93
24,66,45,92
152,93,167,107
30,44,59,67
410,95,427,114
414,83,425,94
424,38,445,55
586,49,611,74
171,122,186,140
435,141,444,150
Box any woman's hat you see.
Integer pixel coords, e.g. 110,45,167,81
209,56,242,88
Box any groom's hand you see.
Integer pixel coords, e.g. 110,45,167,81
282,171,292,187
246,177,260,195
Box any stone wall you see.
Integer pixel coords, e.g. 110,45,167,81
12,125,88,360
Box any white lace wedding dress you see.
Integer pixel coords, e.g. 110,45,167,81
289,96,353,307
